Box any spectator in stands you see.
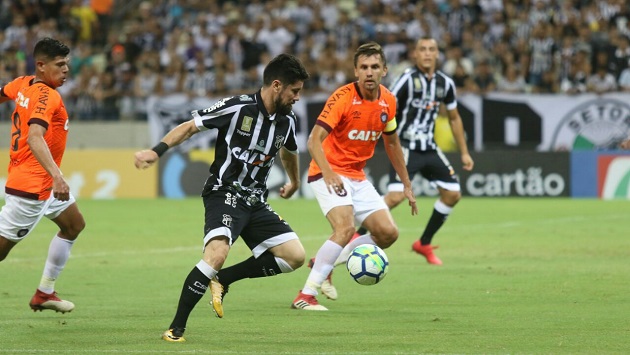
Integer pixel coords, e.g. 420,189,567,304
612,35,630,79
133,60,159,121
442,45,473,78
497,64,527,93
587,65,618,93
156,57,185,96
472,60,496,95
617,60,630,91
94,71,120,121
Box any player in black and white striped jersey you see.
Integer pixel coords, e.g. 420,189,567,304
135,53,310,342
358,38,474,265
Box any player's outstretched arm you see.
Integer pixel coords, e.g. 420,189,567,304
307,125,344,194
134,119,200,169
382,133,418,215
28,123,70,201
447,108,474,171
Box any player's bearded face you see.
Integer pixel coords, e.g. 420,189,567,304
275,92,293,115
275,84,302,115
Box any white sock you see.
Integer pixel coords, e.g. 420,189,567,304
196,260,218,279
302,240,342,296
275,257,294,273
334,234,376,266
39,235,75,294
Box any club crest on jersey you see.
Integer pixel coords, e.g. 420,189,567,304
275,135,284,149
352,110,361,119
414,77,422,91
436,88,445,100
380,112,388,123
255,139,266,151
241,116,254,132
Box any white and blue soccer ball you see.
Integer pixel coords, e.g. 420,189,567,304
346,244,389,285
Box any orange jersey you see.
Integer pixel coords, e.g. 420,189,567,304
308,82,397,181
1,76,69,200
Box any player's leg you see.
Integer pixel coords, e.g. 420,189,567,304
292,178,356,310
0,195,50,261
413,150,461,265
29,197,85,313
357,150,414,235
163,190,245,342
0,237,17,262
211,202,304,316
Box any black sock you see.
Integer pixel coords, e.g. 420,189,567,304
356,226,368,235
216,251,282,287
420,208,448,245
169,266,210,330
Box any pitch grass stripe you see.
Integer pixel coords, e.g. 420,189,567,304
400,212,628,233
0,351,381,354
6,213,626,264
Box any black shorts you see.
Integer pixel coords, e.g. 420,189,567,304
201,187,296,257
389,149,459,188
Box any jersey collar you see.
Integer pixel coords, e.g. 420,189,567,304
255,89,275,120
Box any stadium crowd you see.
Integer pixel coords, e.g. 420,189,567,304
1,0,630,121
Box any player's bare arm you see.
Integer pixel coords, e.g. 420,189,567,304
278,147,300,199
382,133,418,215
27,123,70,201
307,124,344,194
134,119,200,169
447,108,474,171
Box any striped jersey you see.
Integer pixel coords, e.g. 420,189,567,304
191,90,298,198
389,67,457,151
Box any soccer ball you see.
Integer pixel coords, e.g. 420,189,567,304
346,244,389,285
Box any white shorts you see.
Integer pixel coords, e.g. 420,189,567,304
0,193,76,243
309,176,388,226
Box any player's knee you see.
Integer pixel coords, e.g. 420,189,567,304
444,191,461,206
372,225,399,249
285,246,306,270
335,225,358,242
285,253,305,270
59,217,86,240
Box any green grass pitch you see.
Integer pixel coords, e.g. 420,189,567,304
1,197,629,354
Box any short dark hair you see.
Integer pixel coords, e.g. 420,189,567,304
263,54,310,86
353,42,387,68
33,37,70,61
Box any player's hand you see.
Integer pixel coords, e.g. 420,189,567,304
52,175,70,201
279,182,298,199
461,153,474,171
323,173,345,195
134,150,159,169
403,185,418,215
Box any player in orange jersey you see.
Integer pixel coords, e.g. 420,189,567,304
0,38,85,314
292,42,417,310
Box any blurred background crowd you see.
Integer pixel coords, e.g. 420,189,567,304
1,0,630,121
